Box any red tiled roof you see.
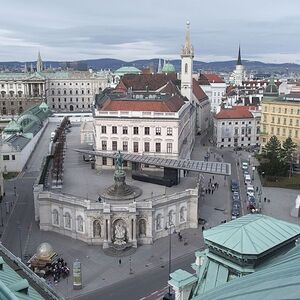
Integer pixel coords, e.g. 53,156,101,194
193,79,208,102
100,95,185,112
215,106,256,119
203,73,224,83
117,73,177,91
159,81,180,94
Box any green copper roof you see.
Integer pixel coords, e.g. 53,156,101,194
169,269,197,289
162,62,176,73
4,119,22,133
114,66,141,75
204,214,300,255
193,243,300,300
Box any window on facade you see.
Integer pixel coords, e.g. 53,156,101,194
155,143,161,153
248,128,251,135
283,118,286,125
185,63,188,74
70,90,72,95
144,127,150,135
289,130,292,137
277,127,280,135
82,90,84,94
155,127,161,135
167,127,173,136
64,90,66,95
285,108,287,114
235,122,238,125
222,122,225,125
122,126,128,134
272,107,275,113
102,157,107,165
257,127,260,134
283,128,286,136
144,142,150,152
112,141,118,151
122,141,128,152
101,126,106,134
228,138,231,142
296,119,299,126
101,140,107,150
278,107,281,113
133,127,139,135
297,109,300,115
228,122,232,125
12,155,15,160
52,90,54,95
264,106,268,112
3,155,9,160
112,126,117,134
290,119,293,125
241,137,244,141
295,130,298,138
235,128,238,135
167,143,172,153
291,109,294,114
277,117,280,124
271,117,274,123
241,128,245,135
221,138,224,142
133,142,139,153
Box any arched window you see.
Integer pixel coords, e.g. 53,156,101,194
64,212,71,229
70,105,74,111
9,91,14,97
52,209,59,225
1,91,6,98
156,214,162,231
185,63,188,74
180,206,187,222
18,91,22,97
77,215,84,232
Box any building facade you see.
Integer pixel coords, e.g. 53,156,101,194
260,89,300,163
214,105,261,148
198,73,227,113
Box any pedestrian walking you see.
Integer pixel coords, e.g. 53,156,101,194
212,189,214,195
212,176,214,180
209,178,211,183
118,258,122,265
208,188,211,194
205,189,208,194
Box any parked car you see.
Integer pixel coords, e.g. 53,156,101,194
243,170,250,176
232,194,240,202
232,200,241,207
244,174,252,185
231,180,239,192
248,195,256,204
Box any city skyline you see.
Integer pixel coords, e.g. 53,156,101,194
0,0,300,63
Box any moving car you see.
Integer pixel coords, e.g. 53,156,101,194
242,161,249,171
231,180,239,192
244,174,252,185
247,185,255,197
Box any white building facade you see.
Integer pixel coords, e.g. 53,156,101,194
214,106,261,148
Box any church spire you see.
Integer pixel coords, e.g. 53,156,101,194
181,21,194,58
36,51,43,72
157,58,162,73
237,45,242,65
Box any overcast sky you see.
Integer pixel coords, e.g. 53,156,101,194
0,0,300,63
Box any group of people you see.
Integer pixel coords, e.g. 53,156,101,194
46,258,70,283
205,177,219,195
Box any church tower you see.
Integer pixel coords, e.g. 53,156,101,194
180,21,194,101
36,51,43,72
233,45,245,86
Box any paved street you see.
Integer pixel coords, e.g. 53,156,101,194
2,122,299,300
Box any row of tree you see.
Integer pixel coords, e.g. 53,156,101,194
258,136,297,177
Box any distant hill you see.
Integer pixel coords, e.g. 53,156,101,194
1,58,300,73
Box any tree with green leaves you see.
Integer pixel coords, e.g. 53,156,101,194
260,136,287,176
282,137,297,176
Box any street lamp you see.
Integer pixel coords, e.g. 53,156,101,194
163,219,175,300
16,221,22,261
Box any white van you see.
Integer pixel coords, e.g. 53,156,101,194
50,132,56,141
244,174,251,185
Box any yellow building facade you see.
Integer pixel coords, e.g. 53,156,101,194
260,94,300,163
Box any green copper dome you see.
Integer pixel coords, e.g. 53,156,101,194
114,66,141,75
264,78,279,98
162,62,176,73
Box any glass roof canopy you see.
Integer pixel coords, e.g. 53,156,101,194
74,149,231,176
